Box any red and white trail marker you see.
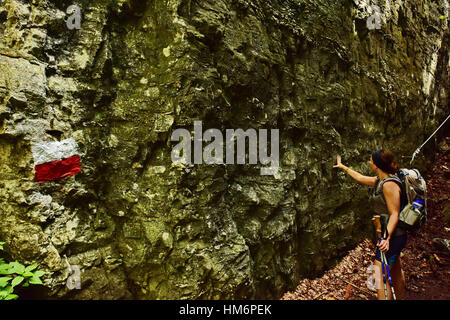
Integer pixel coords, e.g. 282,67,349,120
32,138,82,183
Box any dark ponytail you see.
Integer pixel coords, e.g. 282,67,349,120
372,149,399,174
380,149,399,174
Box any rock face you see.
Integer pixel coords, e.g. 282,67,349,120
0,0,448,299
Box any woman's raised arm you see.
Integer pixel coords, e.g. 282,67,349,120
333,155,378,186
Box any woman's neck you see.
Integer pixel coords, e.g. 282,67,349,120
378,171,390,180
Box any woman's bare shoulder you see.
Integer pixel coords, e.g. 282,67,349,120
382,180,401,193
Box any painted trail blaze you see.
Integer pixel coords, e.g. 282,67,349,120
32,138,82,183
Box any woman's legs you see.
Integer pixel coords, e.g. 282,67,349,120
374,260,393,300
374,233,407,299
374,257,406,300
391,257,406,300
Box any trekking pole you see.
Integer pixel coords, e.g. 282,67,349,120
381,251,396,300
378,239,389,300
373,216,397,300
379,226,397,300
372,216,388,300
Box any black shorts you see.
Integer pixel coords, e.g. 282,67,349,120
375,233,407,266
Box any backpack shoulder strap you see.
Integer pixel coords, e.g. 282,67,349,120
377,175,401,192
379,175,408,210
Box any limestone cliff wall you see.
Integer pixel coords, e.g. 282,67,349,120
0,0,448,299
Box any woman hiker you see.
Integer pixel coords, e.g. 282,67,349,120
333,149,407,300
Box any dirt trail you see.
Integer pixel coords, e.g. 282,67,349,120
282,137,450,300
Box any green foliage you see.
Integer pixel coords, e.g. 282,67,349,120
0,241,45,300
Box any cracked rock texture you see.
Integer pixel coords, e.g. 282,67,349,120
0,0,448,299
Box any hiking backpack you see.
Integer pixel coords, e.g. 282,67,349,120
396,168,428,231
377,168,427,231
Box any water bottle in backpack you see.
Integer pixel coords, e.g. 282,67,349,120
397,169,427,230
399,198,425,228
